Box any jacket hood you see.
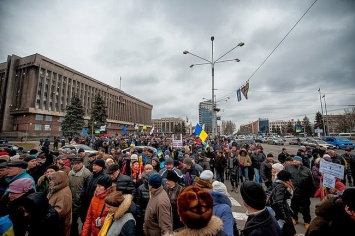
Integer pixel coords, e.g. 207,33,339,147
50,171,69,192
210,191,232,207
114,194,134,220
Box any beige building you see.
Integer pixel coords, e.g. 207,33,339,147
0,54,152,139
151,117,186,134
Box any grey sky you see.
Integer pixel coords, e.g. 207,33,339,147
1,0,354,130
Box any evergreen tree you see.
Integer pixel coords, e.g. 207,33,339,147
61,94,85,137
286,121,294,134
314,111,324,131
303,115,313,136
89,94,108,133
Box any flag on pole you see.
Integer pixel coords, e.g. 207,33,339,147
121,125,127,135
199,130,208,142
150,126,155,135
241,81,249,99
82,128,88,136
134,122,138,130
143,124,147,130
194,123,202,135
295,125,302,133
236,89,242,102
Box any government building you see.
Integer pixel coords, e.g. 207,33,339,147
0,53,153,140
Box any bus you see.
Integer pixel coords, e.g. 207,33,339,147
338,133,351,139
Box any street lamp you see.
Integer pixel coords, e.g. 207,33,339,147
184,37,243,137
91,121,97,148
318,88,327,136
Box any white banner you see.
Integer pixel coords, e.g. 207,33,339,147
319,160,344,180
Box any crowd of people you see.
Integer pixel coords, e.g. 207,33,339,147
0,134,354,236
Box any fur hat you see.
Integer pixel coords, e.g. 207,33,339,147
8,178,35,193
166,170,180,183
148,173,162,189
212,181,227,195
97,176,112,189
193,177,213,190
200,170,214,180
240,181,266,210
177,185,213,229
93,159,106,168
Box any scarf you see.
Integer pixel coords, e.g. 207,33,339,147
98,213,114,236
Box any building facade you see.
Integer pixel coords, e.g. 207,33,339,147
199,100,212,133
151,117,185,134
0,54,153,139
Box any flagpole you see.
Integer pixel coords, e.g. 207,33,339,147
323,94,330,136
120,76,122,90
318,88,326,136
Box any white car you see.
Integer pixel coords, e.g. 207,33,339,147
59,144,98,155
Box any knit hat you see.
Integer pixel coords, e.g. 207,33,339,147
164,150,170,155
93,159,106,168
8,178,35,194
97,176,112,189
212,181,227,195
200,170,214,180
165,157,174,165
130,154,138,161
166,170,180,183
341,188,355,210
24,155,36,162
240,181,266,210
148,174,162,189
177,185,213,229
183,157,193,166
272,163,284,172
293,156,302,162
10,154,22,162
152,157,160,164
322,154,332,162
77,148,85,153
29,149,38,155
277,170,292,181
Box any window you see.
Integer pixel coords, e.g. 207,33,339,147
35,114,43,120
40,68,45,76
34,124,42,130
45,116,52,121
44,125,51,131
58,117,64,122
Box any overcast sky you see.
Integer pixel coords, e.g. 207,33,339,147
1,0,354,130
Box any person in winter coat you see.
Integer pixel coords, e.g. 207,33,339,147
81,176,112,236
260,153,278,188
228,151,240,192
250,148,266,184
22,192,60,236
97,191,136,236
214,149,227,183
164,185,227,236
47,170,73,236
69,157,92,236
240,181,282,236
211,181,235,236
4,178,36,236
36,164,59,196
305,188,355,236
144,174,173,236
164,170,185,230
238,149,252,182
266,170,296,236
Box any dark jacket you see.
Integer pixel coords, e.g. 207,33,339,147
113,172,136,195
284,164,316,198
250,152,265,169
305,196,355,236
240,208,282,236
164,183,185,231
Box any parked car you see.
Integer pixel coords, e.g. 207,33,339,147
322,136,355,149
59,144,98,155
303,139,335,149
267,137,284,145
0,139,8,144
288,139,299,145
122,145,157,154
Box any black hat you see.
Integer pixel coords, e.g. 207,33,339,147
277,170,292,181
148,174,162,189
267,153,274,158
72,157,84,163
166,170,180,183
78,148,85,153
97,176,112,189
341,188,355,210
24,156,36,162
93,159,106,168
7,161,28,169
240,181,266,210
106,164,119,174
345,148,351,152
46,165,59,171
29,149,38,155
88,153,97,158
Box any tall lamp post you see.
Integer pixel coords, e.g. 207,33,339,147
318,88,326,136
323,94,330,135
91,121,97,148
184,36,244,137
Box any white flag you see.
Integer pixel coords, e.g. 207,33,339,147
150,126,155,135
